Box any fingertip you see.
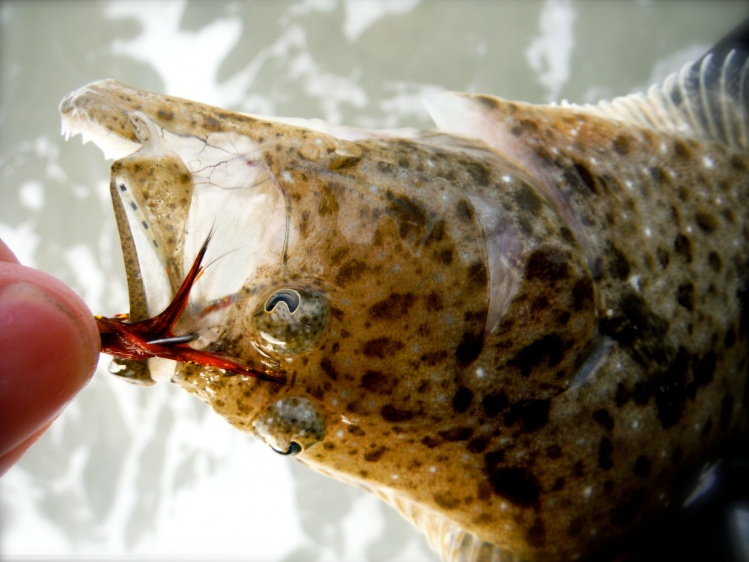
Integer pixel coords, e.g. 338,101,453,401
0,262,100,459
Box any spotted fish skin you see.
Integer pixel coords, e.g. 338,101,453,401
60,32,748,562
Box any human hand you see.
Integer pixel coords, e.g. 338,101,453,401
0,238,99,475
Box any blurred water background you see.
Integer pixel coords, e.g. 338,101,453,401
0,1,745,560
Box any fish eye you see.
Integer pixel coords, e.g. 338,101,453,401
265,289,301,314
251,287,329,354
253,396,325,456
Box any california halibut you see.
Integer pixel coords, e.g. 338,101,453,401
60,24,749,562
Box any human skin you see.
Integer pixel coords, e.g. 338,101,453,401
0,238,99,475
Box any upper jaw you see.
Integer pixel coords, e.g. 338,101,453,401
59,79,143,160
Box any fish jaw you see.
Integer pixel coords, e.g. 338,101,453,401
60,80,142,160
60,79,292,385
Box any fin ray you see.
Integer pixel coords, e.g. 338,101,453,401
367,485,524,562
589,45,749,148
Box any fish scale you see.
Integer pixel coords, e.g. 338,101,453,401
60,22,749,562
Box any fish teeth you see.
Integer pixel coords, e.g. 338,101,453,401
60,112,140,160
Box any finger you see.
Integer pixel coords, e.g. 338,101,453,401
0,261,100,475
0,422,51,475
0,239,19,264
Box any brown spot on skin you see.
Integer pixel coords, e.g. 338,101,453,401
318,184,339,216
600,288,669,365
673,140,691,159
435,248,454,265
467,261,488,287
477,481,493,501
532,294,550,312
157,109,174,121
456,330,485,366
421,350,448,366
608,245,631,280
695,210,719,233
598,437,614,470
648,166,666,183
487,466,540,507
525,249,571,281
657,246,670,268
368,292,415,321
433,493,461,510
477,95,501,111
364,446,387,462
515,184,543,215
505,400,551,432
453,387,474,413
456,199,474,223
381,404,414,422
482,392,509,417
422,436,441,449
677,282,695,311
674,234,693,263
336,259,366,286
573,161,598,194
425,291,444,311
438,427,474,441
362,338,404,358
509,335,565,376
612,134,631,155
464,161,491,186
467,436,490,453
592,409,615,431
386,191,430,242
320,358,338,381
360,370,391,394
348,425,365,436
572,278,594,311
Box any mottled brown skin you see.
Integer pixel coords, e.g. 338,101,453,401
62,79,749,561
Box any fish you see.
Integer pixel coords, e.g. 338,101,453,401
59,21,749,562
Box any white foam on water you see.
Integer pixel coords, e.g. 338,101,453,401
525,0,577,101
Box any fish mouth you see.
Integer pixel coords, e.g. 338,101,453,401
61,80,288,384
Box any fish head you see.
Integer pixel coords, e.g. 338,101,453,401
61,80,597,502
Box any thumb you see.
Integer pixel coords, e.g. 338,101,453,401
0,240,100,474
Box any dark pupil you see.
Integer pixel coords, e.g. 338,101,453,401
265,289,301,314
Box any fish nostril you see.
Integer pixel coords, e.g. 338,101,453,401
265,289,301,314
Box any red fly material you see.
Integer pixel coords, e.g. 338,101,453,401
96,234,285,384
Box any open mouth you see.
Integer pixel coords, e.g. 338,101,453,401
60,80,288,384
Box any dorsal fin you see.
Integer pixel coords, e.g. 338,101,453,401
585,19,749,148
